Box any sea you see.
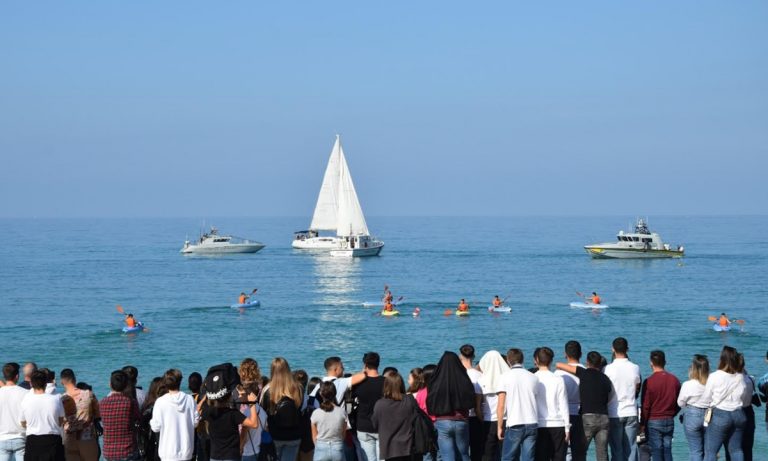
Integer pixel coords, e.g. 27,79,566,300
1,216,766,456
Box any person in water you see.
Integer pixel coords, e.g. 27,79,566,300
383,301,394,312
591,292,601,305
125,314,137,328
492,296,502,307
718,313,730,327
458,299,469,312
238,292,248,305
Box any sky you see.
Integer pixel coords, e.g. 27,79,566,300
1,1,766,217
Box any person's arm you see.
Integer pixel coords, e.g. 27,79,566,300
149,401,161,433
311,421,319,443
496,392,506,440
677,382,689,409
557,381,570,442
242,405,260,429
474,393,483,421
639,379,650,429
349,372,367,387
555,363,578,375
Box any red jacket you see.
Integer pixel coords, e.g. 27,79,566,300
641,370,681,423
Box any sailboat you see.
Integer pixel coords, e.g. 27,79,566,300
292,135,384,257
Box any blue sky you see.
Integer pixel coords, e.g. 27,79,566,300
1,1,766,217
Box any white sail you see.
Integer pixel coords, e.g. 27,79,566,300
335,138,370,237
309,136,341,231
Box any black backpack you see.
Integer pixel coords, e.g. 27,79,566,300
409,395,436,455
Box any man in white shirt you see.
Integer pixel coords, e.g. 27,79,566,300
309,357,367,408
534,348,569,461
554,341,586,461
603,337,641,461
150,369,199,461
496,348,538,461
0,363,28,461
19,370,65,461
460,344,485,461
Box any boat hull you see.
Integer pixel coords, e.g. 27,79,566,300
231,300,261,309
488,306,511,313
292,236,343,250
569,302,609,309
330,244,384,258
181,243,265,254
712,324,731,332
381,310,400,317
584,246,684,259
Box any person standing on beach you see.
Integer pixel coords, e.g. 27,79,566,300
496,348,539,461
371,373,416,461
459,345,485,461
639,351,680,461
352,353,385,461
60,368,100,461
533,347,569,461
150,369,199,461
677,355,710,461
553,342,585,461
477,351,509,461
122,366,146,409
428,351,476,461
100,371,140,461
19,363,38,390
20,370,66,461
309,358,367,409
0,362,28,461
604,338,641,461
556,352,613,461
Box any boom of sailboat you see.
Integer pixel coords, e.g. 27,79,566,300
292,135,384,257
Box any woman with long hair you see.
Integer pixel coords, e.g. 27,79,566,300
426,352,476,461
239,359,267,461
260,357,304,461
372,373,417,461
310,382,347,461
407,368,425,395
677,354,710,461
138,377,166,461
477,351,509,461
701,346,747,461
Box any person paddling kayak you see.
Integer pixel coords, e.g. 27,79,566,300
238,292,248,304
383,301,395,312
590,292,601,305
383,286,393,304
124,313,138,328
492,295,502,307
718,312,730,328
457,299,470,313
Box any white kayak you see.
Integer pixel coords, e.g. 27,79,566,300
488,305,512,313
231,299,261,309
363,300,404,308
569,301,609,309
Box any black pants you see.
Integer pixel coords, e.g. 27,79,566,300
469,417,484,461
535,427,566,461
567,415,586,461
481,420,502,461
24,434,65,461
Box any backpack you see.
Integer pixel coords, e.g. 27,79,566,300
409,396,436,455
307,378,337,409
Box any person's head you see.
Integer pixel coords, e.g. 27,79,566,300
127,313,134,318
39,368,55,383
318,381,338,412
535,347,554,368
362,352,380,372
293,369,309,391
241,292,246,296
495,295,500,299
422,364,437,385
592,292,597,296
459,344,475,366
188,372,202,394
531,348,542,366
144,377,166,410
307,377,322,396
60,368,76,387
2,363,20,383
269,357,302,407
382,367,398,377
239,358,262,393
323,356,344,378
460,298,465,303
721,312,726,317
162,369,182,391
30,370,48,391
506,348,524,367
688,354,710,385
110,370,129,393
717,346,740,374
383,372,406,401
407,367,425,393
612,337,629,357
564,341,582,362
22,362,37,382
650,350,666,370
122,366,138,385
586,351,603,369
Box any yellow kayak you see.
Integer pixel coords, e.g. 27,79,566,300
456,310,470,317
381,310,400,317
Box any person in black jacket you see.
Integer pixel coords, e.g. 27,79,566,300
372,373,419,461
427,352,476,461
260,357,305,461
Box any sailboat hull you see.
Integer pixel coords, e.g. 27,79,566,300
292,236,343,250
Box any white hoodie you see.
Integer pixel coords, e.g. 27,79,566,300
150,391,199,461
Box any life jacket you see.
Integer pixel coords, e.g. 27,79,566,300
239,295,247,304
126,317,136,328
493,298,501,307
592,296,601,305
458,303,469,312
384,302,393,312
719,316,729,327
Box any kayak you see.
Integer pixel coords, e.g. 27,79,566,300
488,305,512,313
363,300,403,308
381,310,400,317
712,324,731,332
569,302,609,309
456,310,470,317
231,299,261,309
122,323,144,334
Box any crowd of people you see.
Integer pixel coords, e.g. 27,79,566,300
1,342,766,461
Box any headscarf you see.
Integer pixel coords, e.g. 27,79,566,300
478,350,509,395
426,351,476,416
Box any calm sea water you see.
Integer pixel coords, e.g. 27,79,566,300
1,216,766,455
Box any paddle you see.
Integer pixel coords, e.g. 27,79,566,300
116,305,149,332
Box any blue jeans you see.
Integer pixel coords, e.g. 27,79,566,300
314,441,344,461
646,418,674,461
0,439,25,461
275,439,302,461
682,407,706,461
435,419,470,461
500,424,536,461
704,408,745,461
357,431,379,461
243,455,258,461
609,416,638,461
